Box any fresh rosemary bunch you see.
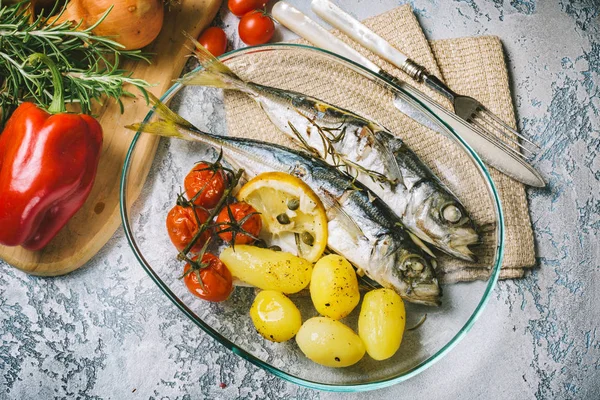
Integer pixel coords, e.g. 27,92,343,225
0,1,152,126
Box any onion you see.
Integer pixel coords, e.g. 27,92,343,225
51,0,165,50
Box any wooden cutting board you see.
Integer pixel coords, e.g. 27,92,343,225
0,0,222,276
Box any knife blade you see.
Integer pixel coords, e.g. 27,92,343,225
272,1,545,187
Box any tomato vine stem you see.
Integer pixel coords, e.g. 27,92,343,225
177,168,245,262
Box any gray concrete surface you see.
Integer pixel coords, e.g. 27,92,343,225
1,0,599,399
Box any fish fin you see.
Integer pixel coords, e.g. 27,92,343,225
358,275,382,291
319,189,365,241
178,32,253,94
368,126,405,185
407,231,436,258
124,92,194,138
367,191,377,203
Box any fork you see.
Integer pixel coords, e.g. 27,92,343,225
311,0,540,161
397,63,539,160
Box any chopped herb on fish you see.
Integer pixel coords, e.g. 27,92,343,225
289,119,395,186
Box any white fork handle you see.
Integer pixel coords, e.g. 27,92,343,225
272,2,380,72
311,0,425,80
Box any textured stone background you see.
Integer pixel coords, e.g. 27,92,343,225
1,1,599,399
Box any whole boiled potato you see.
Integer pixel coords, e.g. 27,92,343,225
296,317,365,367
310,255,360,320
358,288,405,360
220,245,312,294
250,290,302,342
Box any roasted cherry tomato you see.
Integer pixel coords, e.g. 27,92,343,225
216,202,262,244
228,0,268,18
197,27,228,57
184,162,228,209
184,253,233,302
166,205,210,253
238,10,275,46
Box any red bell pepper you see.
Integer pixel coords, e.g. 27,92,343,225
0,53,103,251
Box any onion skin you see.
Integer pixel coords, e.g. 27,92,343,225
52,0,164,50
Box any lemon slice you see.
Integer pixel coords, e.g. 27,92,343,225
237,172,328,263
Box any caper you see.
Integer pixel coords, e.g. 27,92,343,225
287,198,300,211
254,239,267,248
269,245,282,252
277,213,291,225
301,231,314,246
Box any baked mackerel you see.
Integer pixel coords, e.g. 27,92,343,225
127,95,442,306
180,42,479,261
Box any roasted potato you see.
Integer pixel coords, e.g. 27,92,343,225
358,288,405,360
309,255,360,320
220,245,312,294
296,317,365,367
250,290,302,342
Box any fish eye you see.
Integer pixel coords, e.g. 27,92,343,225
441,204,462,223
408,260,424,272
402,257,426,278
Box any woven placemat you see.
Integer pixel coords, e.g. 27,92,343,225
221,5,535,282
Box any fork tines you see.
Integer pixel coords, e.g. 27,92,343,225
478,106,539,158
465,106,540,160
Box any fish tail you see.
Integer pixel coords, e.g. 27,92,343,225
125,92,195,139
178,32,253,94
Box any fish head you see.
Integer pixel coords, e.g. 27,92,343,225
406,183,480,262
375,236,441,306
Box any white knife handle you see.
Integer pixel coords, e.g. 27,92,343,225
311,0,426,81
272,2,379,73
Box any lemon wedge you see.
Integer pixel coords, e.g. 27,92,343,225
237,172,328,262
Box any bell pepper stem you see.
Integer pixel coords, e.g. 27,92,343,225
28,53,65,114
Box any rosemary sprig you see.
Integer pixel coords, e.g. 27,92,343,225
0,1,152,125
407,314,427,331
289,119,396,187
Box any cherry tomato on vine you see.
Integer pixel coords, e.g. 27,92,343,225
166,205,211,253
197,27,228,57
184,162,228,209
228,0,268,18
238,10,275,46
184,253,233,302
216,202,262,244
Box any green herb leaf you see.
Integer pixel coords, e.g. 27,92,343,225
0,1,152,126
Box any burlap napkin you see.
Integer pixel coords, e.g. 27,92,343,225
222,5,535,282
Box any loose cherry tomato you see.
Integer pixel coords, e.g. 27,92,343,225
228,0,268,18
166,205,210,253
184,253,233,302
216,202,262,244
197,27,228,57
238,10,275,46
184,162,228,209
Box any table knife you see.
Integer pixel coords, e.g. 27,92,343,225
272,1,545,187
